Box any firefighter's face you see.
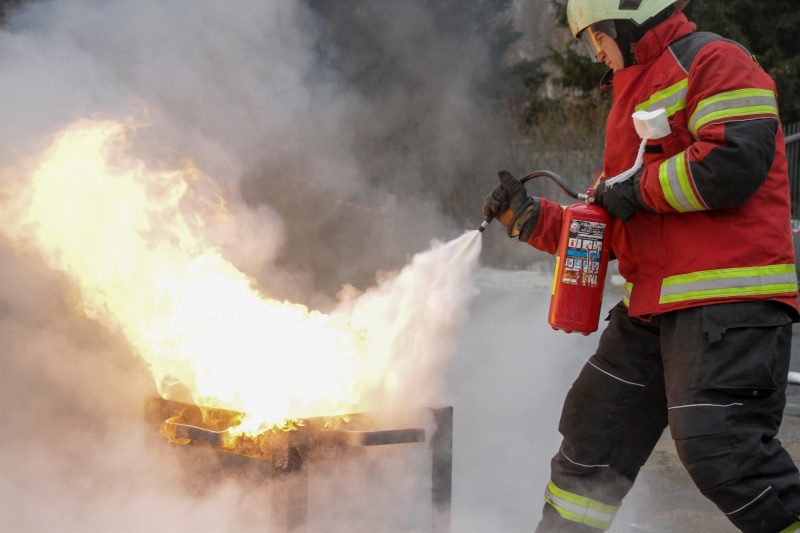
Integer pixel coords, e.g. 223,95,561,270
594,32,624,71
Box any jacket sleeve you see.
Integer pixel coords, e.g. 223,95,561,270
525,197,564,254
637,40,780,213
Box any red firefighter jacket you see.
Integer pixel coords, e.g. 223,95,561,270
527,12,800,319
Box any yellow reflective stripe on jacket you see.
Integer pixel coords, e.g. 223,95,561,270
778,521,800,533
658,151,707,212
660,264,797,304
622,282,633,307
635,79,688,117
544,480,618,530
689,88,778,138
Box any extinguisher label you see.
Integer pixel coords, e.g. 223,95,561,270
562,219,605,288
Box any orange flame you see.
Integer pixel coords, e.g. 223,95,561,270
16,118,368,435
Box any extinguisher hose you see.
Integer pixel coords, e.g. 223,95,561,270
478,170,588,232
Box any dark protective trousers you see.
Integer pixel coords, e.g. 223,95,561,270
536,300,800,533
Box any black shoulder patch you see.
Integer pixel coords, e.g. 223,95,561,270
669,32,753,74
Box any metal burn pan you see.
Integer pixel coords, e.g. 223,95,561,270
144,396,452,533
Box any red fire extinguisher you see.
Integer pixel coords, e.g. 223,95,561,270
548,200,612,335
479,170,612,335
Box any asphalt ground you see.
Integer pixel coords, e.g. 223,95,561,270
620,324,800,532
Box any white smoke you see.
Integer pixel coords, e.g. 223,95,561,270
0,1,633,531
336,231,483,419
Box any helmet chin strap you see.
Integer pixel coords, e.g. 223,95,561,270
612,30,636,68
613,7,675,67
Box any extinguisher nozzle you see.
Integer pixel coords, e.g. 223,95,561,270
478,215,494,233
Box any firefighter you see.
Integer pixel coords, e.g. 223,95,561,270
483,0,800,531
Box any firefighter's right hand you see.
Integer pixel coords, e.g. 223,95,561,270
482,170,539,240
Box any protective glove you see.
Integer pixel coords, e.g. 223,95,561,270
482,170,539,240
593,170,646,223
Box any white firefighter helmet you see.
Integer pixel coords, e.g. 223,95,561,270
566,0,682,39
566,0,687,62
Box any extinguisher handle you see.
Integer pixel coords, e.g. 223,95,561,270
478,170,589,233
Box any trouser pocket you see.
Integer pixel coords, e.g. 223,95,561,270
690,301,792,396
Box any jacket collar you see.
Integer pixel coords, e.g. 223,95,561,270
599,13,696,89
634,11,696,66
600,69,614,89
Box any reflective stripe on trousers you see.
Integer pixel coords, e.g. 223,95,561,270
543,480,619,530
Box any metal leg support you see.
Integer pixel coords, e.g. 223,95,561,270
431,406,453,533
270,429,309,533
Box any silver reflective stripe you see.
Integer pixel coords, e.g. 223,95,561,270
544,481,617,530
659,152,705,212
660,264,798,304
668,402,743,410
560,445,609,468
725,486,771,515
636,79,688,117
588,361,645,387
689,89,778,137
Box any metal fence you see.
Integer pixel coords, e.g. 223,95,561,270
786,121,800,221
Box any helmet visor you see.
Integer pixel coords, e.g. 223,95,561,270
580,20,617,62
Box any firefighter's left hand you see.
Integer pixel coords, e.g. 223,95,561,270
483,170,538,240
593,173,644,222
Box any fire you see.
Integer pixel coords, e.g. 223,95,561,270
13,118,367,435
